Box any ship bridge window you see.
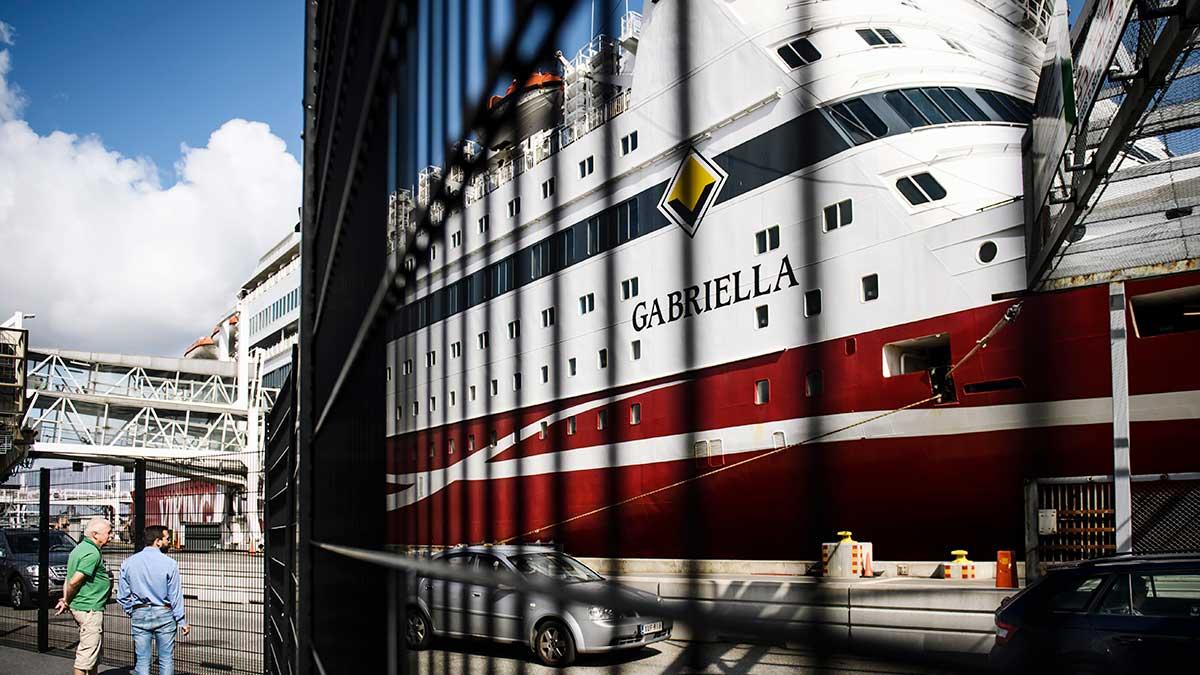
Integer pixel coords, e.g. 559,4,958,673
776,37,822,69
886,88,988,127
857,28,903,46
882,333,951,377
829,99,888,145
1130,285,1200,338
896,173,947,205
977,89,1033,124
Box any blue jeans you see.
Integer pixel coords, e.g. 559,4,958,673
131,606,177,675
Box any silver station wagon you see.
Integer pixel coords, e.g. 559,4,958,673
407,545,672,667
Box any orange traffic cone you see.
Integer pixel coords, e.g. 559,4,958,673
996,550,1017,588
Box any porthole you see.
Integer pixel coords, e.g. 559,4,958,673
978,241,998,264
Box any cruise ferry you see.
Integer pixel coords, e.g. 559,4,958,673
384,0,1200,560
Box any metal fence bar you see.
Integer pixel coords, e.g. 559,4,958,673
37,467,48,653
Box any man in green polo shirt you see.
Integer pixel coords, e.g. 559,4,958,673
56,517,113,675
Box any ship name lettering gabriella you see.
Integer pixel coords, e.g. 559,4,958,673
631,255,800,332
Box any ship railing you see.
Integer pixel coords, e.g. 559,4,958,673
620,10,643,43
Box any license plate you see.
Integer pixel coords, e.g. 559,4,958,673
640,621,662,635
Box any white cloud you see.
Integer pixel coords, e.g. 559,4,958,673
0,20,14,46
0,40,300,356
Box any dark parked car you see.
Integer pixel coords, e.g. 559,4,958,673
0,528,77,609
990,554,1200,674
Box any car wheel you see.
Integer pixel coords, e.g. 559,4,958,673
533,619,576,668
9,578,30,610
405,606,432,650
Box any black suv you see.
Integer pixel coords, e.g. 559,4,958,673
0,528,77,609
990,554,1199,674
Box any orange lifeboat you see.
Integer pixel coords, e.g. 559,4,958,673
486,71,563,149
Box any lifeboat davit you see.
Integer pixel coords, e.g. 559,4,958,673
486,71,563,149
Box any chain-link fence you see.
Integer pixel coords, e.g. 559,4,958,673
0,453,264,673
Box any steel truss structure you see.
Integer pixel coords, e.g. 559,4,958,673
19,348,276,488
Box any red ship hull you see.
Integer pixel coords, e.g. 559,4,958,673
387,272,1200,560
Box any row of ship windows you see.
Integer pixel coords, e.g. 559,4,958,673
396,376,822,450
249,287,300,336
776,25,968,70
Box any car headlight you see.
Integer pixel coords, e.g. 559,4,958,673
25,565,40,576
588,606,615,622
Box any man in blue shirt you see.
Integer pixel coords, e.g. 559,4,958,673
116,526,191,675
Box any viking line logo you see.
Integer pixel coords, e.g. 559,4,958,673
657,148,728,237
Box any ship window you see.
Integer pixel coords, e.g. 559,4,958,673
568,357,577,376
944,88,988,121
579,156,594,178
450,391,456,407
693,440,709,457
430,244,437,261
395,404,401,421
1130,285,1200,337
755,379,770,405
513,373,521,391
478,331,489,350
597,409,608,430
539,421,548,440
508,320,520,339
621,131,639,155
857,27,902,46
586,217,602,254
478,215,489,233
403,359,413,375
541,177,555,199
830,99,888,144
598,348,609,369
579,292,596,314
508,197,521,217
883,333,951,377
823,199,852,231
631,339,642,361
448,439,455,454
756,305,770,328
755,225,780,254
977,89,1028,123
490,379,498,396
621,276,639,300
777,37,822,69
542,306,555,327
804,289,822,317
862,274,879,301
567,416,576,435
451,341,461,358
978,240,998,264
806,370,823,397
429,396,436,412
470,385,477,401
412,401,419,417
630,403,641,425
386,366,392,382
773,431,787,449
426,351,437,367
896,173,946,205
451,230,462,247
616,198,639,242
541,365,549,383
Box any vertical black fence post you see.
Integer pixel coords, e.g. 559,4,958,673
134,460,146,552
38,467,49,653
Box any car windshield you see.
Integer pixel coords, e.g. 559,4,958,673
6,531,76,554
509,552,602,583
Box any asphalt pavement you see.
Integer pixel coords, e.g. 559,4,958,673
413,637,976,674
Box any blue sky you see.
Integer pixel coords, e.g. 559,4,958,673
0,2,304,180
0,0,640,181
